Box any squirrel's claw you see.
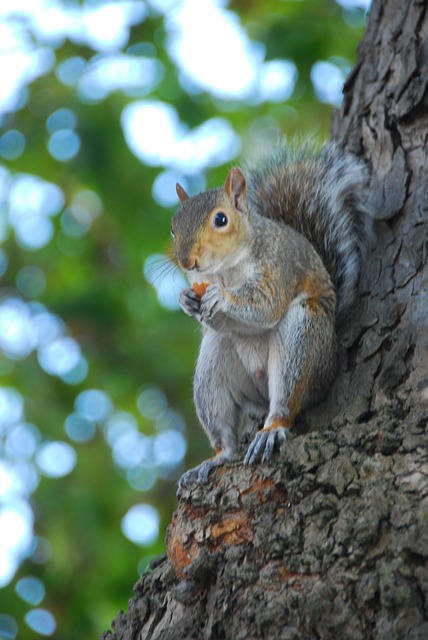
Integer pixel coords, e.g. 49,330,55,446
244,426,290,465
178,288,201,317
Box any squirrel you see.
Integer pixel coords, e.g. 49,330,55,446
171,141,375,488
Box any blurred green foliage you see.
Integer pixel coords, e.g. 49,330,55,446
0,1,366,638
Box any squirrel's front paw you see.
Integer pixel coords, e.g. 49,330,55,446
199,284,223,321
178,288,201,317
244,426,290,465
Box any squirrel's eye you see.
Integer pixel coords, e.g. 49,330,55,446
170,225,175,238
214,212,228,228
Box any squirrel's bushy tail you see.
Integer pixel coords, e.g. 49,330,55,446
246,141,376,325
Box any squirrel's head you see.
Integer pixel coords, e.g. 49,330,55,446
171,167,251,274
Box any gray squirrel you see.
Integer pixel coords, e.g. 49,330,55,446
170,142,375,488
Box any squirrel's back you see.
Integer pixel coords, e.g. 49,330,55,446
245,142,375,324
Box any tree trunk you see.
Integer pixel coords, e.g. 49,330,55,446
101,1,428,638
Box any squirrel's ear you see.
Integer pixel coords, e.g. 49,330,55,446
224,167,247,213
176,183,189,204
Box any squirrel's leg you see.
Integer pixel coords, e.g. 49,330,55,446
178,332,239,490
179,331,260,490
245,299,336,465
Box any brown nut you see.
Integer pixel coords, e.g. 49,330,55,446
192,281,210,298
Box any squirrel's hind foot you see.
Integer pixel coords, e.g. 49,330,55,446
177,452,232,496
244,425,291,466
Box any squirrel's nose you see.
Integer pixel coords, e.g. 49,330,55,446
181,257,199,271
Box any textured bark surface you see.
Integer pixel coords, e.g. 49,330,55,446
103,424,427,640
101,1,428,638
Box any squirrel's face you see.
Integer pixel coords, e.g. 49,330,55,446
171,168,251,275
172,195,250,274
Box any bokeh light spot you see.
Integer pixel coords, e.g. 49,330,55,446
7,172,64,250
59,356,88,385
156,408,185,433
78,54,164,103
16,266,46,298
153,430,186,467
0,501,34,587
29,537,52,565
0,614,18,640
13,461,39,495
137,386,167,420
32,311,64,349
35,442,77,478
55,56,87,86
0,300,36,359
152,170,205,207
61,206,92,237
258,60,297,103
24,609,56,636
74,389,112,422
5,423,39,459
38,337,81,376
104,411,138,446
166,0,259,99
112,431,152,470
121,503,160,546
0,130,26,160
15,215,54,251
47,130,81,162
8,174,64,218
16,576,45,606
64,413,96,443
121,100,240,172
46,108,77,134
126,467,157,492
73,189,102,217
311,61,346,106
0,387,24,431
0,462,18,499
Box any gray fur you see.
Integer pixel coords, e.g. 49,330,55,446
245,142,375,324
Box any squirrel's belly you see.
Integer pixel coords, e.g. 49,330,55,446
235,337,269,381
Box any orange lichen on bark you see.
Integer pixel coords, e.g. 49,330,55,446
210,511,252,545
258,561,321,594
167,507,252,579
167,512,200,578
241,476,288,505
192,281,210,297
241,477,275,495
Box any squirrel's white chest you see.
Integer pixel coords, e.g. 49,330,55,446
235,335,270,381
209,250,256,288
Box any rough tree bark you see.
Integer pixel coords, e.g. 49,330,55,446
102,1,428,638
